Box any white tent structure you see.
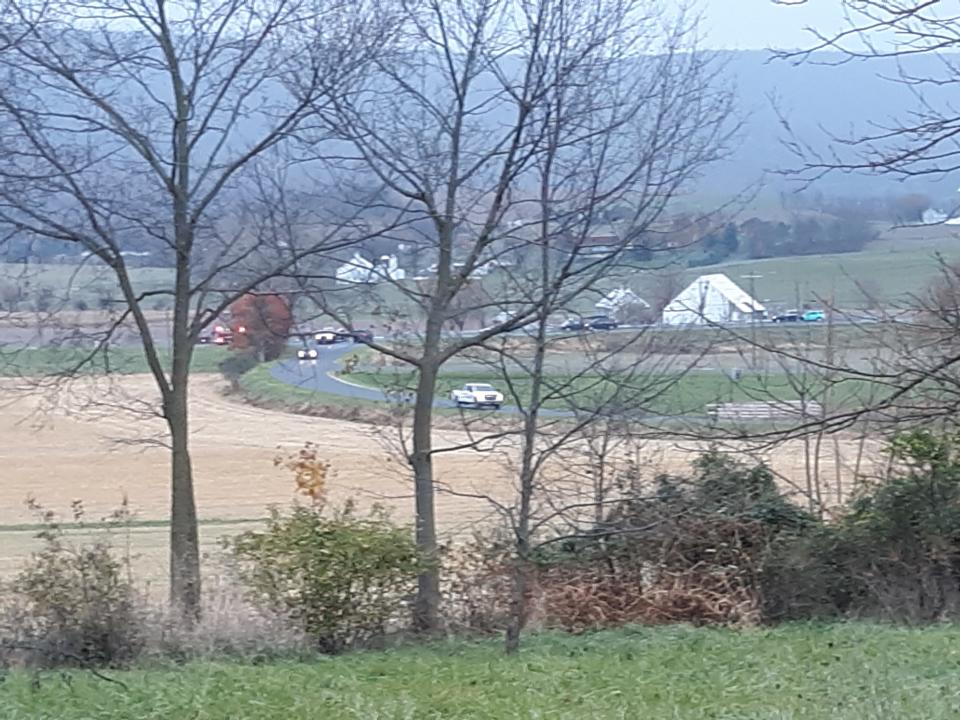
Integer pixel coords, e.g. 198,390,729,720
661,273,764,326
595,287,648,313
335,253,406,285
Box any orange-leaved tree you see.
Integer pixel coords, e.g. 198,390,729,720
229,293,293,361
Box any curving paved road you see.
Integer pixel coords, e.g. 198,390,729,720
271,344,392,403
270,343,573,416
271,344,511,413
268,343,690,424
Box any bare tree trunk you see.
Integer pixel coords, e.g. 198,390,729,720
506,209,551,654
504,561,528,654
832,435,844,507
812,429,824,518
166,381,200,622
411,342,441,633
167,191,200,619
505,377,541,652
803,430,815,514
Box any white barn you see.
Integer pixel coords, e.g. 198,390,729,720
660,273,764,326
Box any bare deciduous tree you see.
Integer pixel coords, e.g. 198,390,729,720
0,0,391,620
294,0,734,632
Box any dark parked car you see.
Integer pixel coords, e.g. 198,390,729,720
344,329,374,344
772,312,801,323
560,317,585,331
585,315,618,330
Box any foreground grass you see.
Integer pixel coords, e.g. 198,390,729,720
5,624,960,719
0,345,230,376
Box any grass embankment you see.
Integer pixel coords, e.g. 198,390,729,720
239,363,369,407
0,345,230,377
5,624,960,719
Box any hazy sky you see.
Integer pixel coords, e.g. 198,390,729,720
699,0,848,50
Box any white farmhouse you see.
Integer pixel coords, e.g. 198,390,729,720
595,287,648,313
660,273,764,326
335,253,406,285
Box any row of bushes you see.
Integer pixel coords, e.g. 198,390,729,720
4,430,960,668
550,431,960,627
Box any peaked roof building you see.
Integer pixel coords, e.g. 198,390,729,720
661,273,764,326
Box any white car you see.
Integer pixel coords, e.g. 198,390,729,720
314,328,340,345
297,347,318,360
450,383,504,409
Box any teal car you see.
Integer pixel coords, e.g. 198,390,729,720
802,310,825,322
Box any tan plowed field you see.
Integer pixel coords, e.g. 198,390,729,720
0,374,524,584
0,374,882,586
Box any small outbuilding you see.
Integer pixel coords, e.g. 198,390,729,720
595,287,649,314
335,253,406,285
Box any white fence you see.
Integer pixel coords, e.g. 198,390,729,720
706,400,824,421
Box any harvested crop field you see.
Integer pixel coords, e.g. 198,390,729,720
0,374,882,585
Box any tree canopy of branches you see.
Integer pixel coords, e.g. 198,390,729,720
774,0,960,180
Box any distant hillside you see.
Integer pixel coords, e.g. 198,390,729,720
3,48,956,267
700,51,960,206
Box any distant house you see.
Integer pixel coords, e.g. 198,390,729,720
552,226,648,258
335,253,405,285
580,234,622,256
923,208,949,225
595,287,648,313
661,273,764,326
423,260,494,278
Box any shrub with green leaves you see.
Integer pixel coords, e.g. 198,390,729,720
839,430,960,620
570,451,814,567
219,351,259,390
765,430,960,622
231,502,420,653
521,452,818,628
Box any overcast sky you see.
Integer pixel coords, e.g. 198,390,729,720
699,0,847,50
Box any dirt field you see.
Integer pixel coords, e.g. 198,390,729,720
0,373,882,585
0,374,528,583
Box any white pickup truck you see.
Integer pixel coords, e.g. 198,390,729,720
450,383,504,409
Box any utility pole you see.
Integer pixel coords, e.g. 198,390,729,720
742,273,763,369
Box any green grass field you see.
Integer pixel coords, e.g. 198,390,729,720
0,345,230,377
0,263,173,309
345,369,879,414
685,247,955,308
5,624,960,719
657,220,960,308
